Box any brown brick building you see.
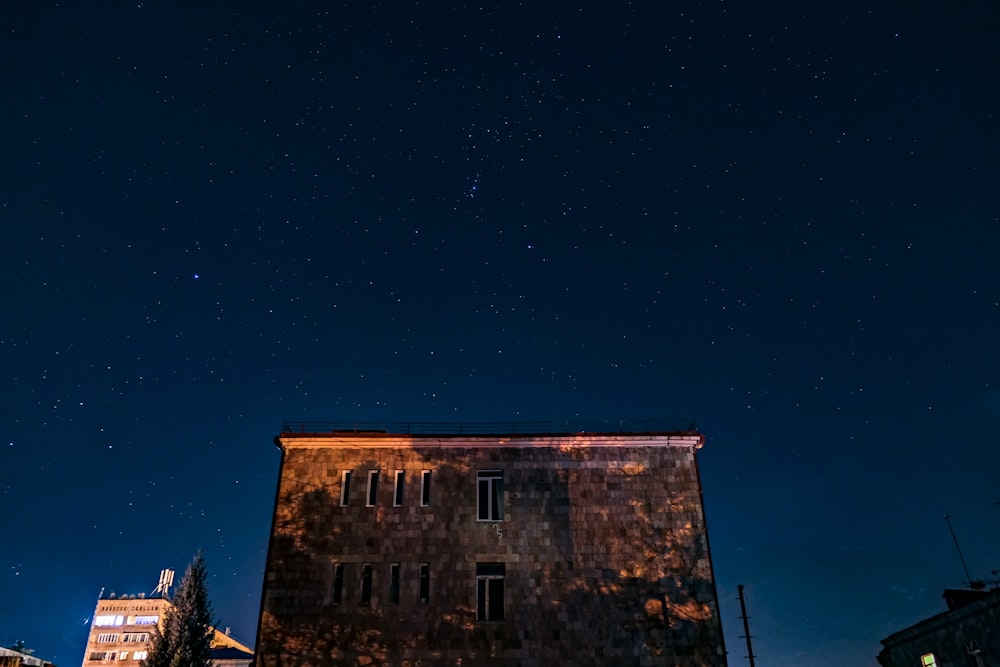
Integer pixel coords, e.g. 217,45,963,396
254,421,728,667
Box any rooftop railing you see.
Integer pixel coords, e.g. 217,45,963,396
279,419,697,436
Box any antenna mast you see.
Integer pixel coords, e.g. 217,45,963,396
944,514,976,587
737,584,757,667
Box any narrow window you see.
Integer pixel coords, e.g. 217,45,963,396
340,471,352,506
477,470,504,520
389,563,400,604
921,654,937,667
393,470,405,506
418,563,430,604
366,470,379,506
331,563,344,605
360,564,373,605
421,470,431,506
476,562,505,621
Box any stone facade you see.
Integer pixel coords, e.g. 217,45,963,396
878,588,1000,667
255,427,728,667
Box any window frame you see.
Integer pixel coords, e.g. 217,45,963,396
366,470,380,507
477,469,504,521
421,470,431,506
94,615,124,627
418,563,430,604
476,562,505,621
340,470,352,506
389,563,400,604
393,470,405,506
360,563,373,606
331,563,344,605
921,654,937,667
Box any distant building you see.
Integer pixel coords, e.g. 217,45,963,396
0,645,58,667
254,420,728,666
80,574,253,667
877,587,1000,667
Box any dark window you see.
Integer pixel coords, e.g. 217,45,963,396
366,470,379,507
418,563,430,604
393,470,405,506
477,470,504,520
340,471,352,506
476,562,505,621
389,563,400,604
360,564,373,605
331,564,344,605
421,470,431,506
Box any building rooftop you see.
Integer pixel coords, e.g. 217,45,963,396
279,419,698,437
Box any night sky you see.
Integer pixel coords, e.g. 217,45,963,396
3,3,999,665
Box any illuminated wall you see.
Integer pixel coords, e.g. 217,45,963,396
255,430,728,667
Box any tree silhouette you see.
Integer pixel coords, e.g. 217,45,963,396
143,551,217,667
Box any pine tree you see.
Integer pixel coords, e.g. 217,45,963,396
143,552,217,667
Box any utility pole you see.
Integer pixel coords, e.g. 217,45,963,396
738,584,757,667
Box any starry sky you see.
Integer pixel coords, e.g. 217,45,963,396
2,2,999,665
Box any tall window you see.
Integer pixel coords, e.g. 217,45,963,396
921,654,937,667
476,562,505,621
360,564,373,605
421,470,431,506
389,563,400,604
366,470,380,506
418,564,430,604
340,471,352,506
393,470,405,506
477,469,504,520
331,563,344,605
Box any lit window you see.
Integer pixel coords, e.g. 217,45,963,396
366,470,380,507
94,615,124,627
476,562,505,621
331,563,344,605
389,563,400,604
477,470,504,520
360,564,373,606
340,470,352,506
393,470,405,506
97,633,119,643
421,470,431,506
419,563,430,604
118,652,129,660
123,632,149,643
133,651,148,660
921,654,937,667
133,615,158,625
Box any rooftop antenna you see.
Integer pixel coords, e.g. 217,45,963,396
944,514,980,589
152,568,175,598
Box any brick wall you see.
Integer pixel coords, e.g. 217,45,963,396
255,434,728,667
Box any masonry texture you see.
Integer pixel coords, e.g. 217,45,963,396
254,426,728,667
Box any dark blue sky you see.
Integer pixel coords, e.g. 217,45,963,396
2,3,999,665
